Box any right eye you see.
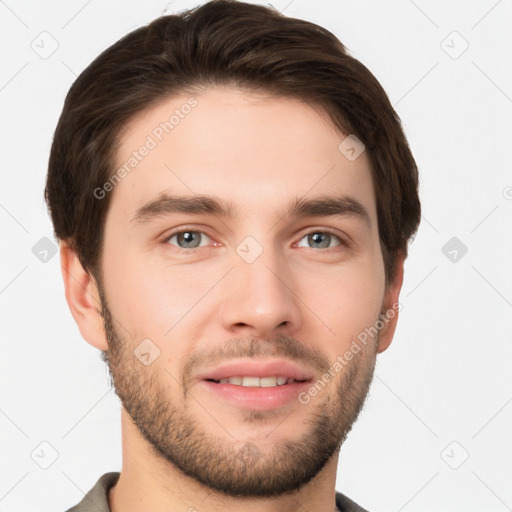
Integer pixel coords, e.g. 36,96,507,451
163,229,214,251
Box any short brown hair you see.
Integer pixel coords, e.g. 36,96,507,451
45,0,420,285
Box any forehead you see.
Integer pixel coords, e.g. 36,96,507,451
109,86,376,224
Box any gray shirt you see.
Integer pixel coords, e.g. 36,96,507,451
65,472,369,512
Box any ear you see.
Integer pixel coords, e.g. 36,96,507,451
376,252,405,354
59,242,108,351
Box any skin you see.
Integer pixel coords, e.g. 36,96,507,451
61,86,404,512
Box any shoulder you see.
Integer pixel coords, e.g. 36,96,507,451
335,490,371,512
64,472,120,512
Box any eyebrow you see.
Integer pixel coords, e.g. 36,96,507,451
131,192,371,229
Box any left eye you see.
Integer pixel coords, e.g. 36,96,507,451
296,231,342,250
165,230,212,249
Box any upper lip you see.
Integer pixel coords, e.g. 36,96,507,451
197,359,315,382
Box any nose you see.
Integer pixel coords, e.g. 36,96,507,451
219,246,302,339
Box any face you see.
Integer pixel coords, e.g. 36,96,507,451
94,86,399,498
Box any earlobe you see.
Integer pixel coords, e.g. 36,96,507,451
59,242,108,351
377,253,405,354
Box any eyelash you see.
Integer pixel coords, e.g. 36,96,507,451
161,227,348,254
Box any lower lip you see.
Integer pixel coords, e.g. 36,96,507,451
199,380,311,411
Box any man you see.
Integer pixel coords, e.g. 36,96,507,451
45,1,420,511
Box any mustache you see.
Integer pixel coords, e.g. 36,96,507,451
182,334,330,385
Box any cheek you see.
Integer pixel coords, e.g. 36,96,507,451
296,257,385,346
101,243,217,342
100,237,165,336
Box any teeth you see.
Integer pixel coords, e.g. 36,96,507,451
243,376,260,387
216,376,299,387
259,377,277,387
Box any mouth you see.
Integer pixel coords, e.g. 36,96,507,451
196,359,315,410
204,376,311,387
196,358,315,385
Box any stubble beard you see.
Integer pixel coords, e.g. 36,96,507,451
98,286,378,498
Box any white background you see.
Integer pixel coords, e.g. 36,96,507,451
1,1,511,511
